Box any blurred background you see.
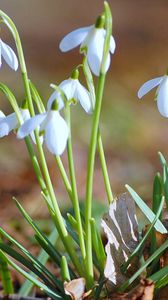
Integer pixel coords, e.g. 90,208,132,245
0,0,168,238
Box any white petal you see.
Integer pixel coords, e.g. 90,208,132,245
157,76,168,117
59,78,77,100
75,81,93,113
104,53,111,74
17,113,46,139
59,26,92,52
110,36,116,54
87,28,105,76
0,110,6,119
20,108,43,144
47,90,64,110
137,77,163,99
20,108,31,122
0,112,18,137
45,111,69,155
1,39,18,71
0,123,10,137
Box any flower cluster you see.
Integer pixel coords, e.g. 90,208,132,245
59,18,116,76
0,15,116,156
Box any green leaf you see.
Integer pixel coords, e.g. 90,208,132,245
121,196,164,273
158,151,167,183
0,82,22,123
29,81,45,113
150,266,168,289
0,242,56,290
15,199,76,277
0,250,14,294
61,256,70,282
125,185,167,234
90,218,106,272
19,228,59,296
0,228,63,291
1,252,63,300
119,238,168,291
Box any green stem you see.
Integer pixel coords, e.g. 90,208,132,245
1,11,82,275
55,156,72,199
85,73,105,286
29,81,73,204
34,132,83,275
83,52,113,205
97,130,113,203
85,2,112,287
65,105,86,262
0,251,14,295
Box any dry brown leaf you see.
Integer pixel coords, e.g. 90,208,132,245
105,279,154,300
64,278,86,300
101,193,139,287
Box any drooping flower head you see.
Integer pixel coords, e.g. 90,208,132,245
48,69,93,114
0,104,31,138
138,74,168,117
0,38,18,71
17,100,69,156
59,15,116,76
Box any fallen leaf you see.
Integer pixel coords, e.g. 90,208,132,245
105,279,154,299
64,278,86,300
101,193,139,286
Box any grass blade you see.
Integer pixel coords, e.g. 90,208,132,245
125,184,167,234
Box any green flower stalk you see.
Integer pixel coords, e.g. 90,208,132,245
84,2,113,287
0,10,82,275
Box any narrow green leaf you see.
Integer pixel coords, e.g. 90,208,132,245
152,173,163,215
0,251,63,300
158,151,167,183
158,151,167,166
150,266,168,289
0,228,63,291
61,256,70,282
0,243,56,290
119,238,168,291
0,250,14,294
29,81,45,113
67,213,78,231
125,184,167,234
19,229,59,296
90,218,106,272
150,265,168,282
121,197,164,272
0,82,22,123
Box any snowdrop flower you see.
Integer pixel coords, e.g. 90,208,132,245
138,75,168,117
48,69,93,114
59,16,116,76
0,39,18,71
0,107,31,138
17,100,69,156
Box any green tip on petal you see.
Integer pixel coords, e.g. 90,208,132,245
51,99,59,110
71,69,79,80
21,99,28,109
166,68,168,75
95,15,105,29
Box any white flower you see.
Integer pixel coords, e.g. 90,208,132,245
48,76,92,114
138,75,168,117
59,24,116,76
0,108,31,138
17,106,69,156
0,39,18,71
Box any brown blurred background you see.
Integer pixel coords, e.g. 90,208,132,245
0,0,168,232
